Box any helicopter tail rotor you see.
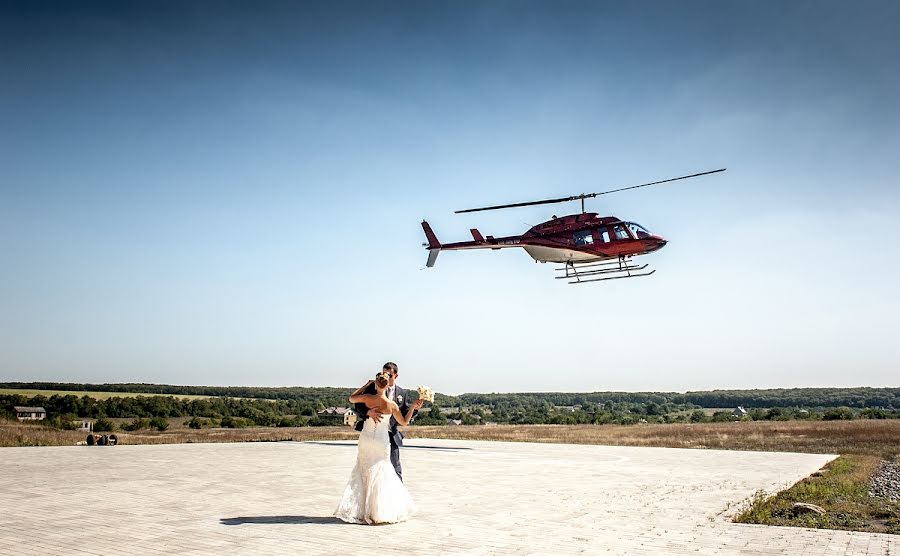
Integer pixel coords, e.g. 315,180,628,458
421,221,441,268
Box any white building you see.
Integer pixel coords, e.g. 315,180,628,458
317,407,357,427
14,406,47,421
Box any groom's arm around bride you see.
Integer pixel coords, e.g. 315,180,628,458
353,381,381,431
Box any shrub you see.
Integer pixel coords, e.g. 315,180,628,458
48,413,80,430
710,411,733,423
220,416,249,428
121,418,149,431
860,408,887,419
187,417,210,429
92,418,115,432
823,407,855,421
148,417,169,431
277,416,301,427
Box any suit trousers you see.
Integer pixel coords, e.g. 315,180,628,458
389,434,403,481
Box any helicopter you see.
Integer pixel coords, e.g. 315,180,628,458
421,168,726,284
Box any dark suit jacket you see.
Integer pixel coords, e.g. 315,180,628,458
353,384,415,447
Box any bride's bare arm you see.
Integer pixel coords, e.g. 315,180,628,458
391,399,424,427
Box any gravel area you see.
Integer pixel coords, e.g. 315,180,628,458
869,459,900,502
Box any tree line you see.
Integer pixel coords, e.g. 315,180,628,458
2,385,897,430
3,383,898,409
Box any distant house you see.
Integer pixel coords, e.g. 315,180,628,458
14,406,46,421
344,412,357,427
732,406,747,418
447,419,463,426
317,407,357,427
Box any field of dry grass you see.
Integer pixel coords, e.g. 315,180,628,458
0,420,355,447
406,421,900,458
3,419,898,457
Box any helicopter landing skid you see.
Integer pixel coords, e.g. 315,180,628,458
555,257,656,284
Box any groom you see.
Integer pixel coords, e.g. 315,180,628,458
353,361,416,481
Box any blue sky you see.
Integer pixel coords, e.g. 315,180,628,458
2,1,898,394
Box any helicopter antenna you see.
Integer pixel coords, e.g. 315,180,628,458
455,168,726,214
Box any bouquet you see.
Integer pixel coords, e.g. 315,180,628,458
416,385,435,403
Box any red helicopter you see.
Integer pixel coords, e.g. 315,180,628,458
421,168,726,284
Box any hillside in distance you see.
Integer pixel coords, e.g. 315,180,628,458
1,382,898,409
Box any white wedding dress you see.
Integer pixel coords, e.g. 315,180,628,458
334,414,416,524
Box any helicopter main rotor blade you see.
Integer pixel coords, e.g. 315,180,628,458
454,167,726,214
585,168,726,198
455,195,584,214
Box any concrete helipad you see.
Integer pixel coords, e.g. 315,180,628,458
0,439,896,555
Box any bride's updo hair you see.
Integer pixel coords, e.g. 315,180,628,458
374,371,390,389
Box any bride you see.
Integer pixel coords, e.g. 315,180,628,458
334,371,424,524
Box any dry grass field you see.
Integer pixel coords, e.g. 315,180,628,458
3,419,898,456
406,421,900,458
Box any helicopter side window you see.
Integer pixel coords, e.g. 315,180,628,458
627,222,651,239
597,228,610,243
612,224,630,240
573,230,593,245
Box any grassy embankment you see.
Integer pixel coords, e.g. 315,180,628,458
735,454,900,534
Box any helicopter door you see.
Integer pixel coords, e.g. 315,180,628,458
595,227,611,243
611,224,630,241
573,230,593,246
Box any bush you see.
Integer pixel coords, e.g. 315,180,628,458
92,417,115,432
689,410,707,423
277,416,302,427
860,408,887,419
187,416,213,429
121,418,149,431
220,416,250,428
822,407,855,421
48,413,80,430
250,412,279,427
710,411,733,423
148,416,169,431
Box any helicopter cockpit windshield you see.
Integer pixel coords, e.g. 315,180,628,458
626,222,652,239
